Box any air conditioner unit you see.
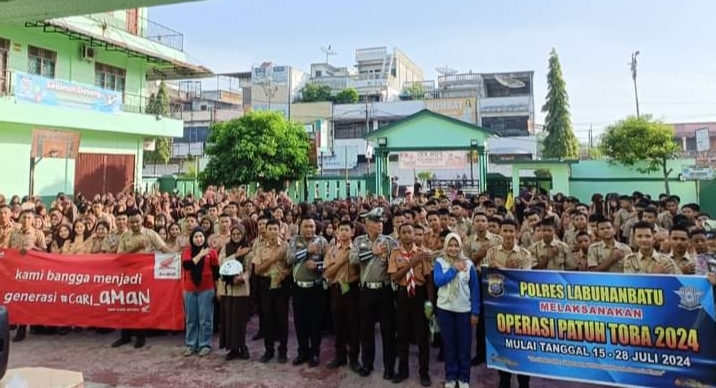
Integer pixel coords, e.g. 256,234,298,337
81,45,96,61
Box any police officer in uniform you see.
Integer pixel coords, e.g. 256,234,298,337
349,208,398,379
287,216,328,367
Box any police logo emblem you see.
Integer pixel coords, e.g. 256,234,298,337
487,274,505,298
108,235,118,245
675,286,704,311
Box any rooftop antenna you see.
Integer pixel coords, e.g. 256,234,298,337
320,45,338,65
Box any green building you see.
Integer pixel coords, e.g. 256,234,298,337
0,8,210,199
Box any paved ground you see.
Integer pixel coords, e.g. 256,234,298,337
7,319,606,388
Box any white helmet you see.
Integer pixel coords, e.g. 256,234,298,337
219,260,243,277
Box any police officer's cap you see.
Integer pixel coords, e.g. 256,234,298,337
360,207,384,222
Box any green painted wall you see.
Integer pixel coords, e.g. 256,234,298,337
0,122,144,198
0,24,147,100
569,160,698,203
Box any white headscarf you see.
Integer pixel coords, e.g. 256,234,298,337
441,232,468,302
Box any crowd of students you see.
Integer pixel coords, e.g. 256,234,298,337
3,187,714,388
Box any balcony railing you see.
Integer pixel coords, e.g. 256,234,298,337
123,91,184,119
85,13,184,52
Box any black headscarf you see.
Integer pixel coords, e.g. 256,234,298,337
188,228,208,287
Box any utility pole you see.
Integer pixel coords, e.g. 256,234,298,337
588,124,593,149
629,51,640,118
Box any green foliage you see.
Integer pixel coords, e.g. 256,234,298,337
199,111,314,190
300,83,333,102
541,48,579,159
144,81,172,165
403,83,427,100
599,115,680,194
334,87,359,104
417,171,432,182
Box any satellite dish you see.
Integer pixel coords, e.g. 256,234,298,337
320,45,337,64
436,66,458,76
494,74,525,88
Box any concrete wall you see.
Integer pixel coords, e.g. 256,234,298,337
569,160,698,203
0,122,144,198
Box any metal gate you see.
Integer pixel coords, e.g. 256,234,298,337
74,153,135,197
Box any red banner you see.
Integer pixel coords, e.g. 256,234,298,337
0,249,184,330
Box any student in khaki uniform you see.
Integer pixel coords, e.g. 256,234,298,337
529,220,577,271
10,209,47,342
387,223,433,387
253,219,290,364
518,210,541,249
112,209,172,349
588,217,631,273
485,218,532,388
425,211,444,251
0,204,17,248
563,211,589,250
105,212,128,254
323,221,362,374
464,212,502,267
668,224,696,274
623,221,681,274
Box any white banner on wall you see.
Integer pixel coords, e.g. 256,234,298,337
398,151,468,170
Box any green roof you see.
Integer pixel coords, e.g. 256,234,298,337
364,109,498,140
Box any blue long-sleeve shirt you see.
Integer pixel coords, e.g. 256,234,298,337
433,258,480,316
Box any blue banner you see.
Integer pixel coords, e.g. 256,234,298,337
13,71,122,113
482,268,716,388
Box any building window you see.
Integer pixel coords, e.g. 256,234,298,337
0,38,9,92
481,116,530,137
95,63,126,92
28,46,56,78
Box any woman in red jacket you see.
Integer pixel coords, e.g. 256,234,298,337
182,228,220,357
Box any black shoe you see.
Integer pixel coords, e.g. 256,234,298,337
471,356,485,366
292,354,309,366
327,357,347,369
277,353,288,364
58,327,71,336
383,369,395,380
239,346,250,360
259,351,274,363
349,361,364,374
133,336,146,349
12,326,26,342
225,350,241,361
308,356,319,368
95,328,113,334
111,337,131,348
392,371,409,384
9,324,17,330
251,332,264,341
420,373,432,387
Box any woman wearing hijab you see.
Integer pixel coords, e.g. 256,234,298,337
433,233,481,388
181,228,220,357
217,225,252,360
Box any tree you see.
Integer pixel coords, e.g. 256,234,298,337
334,87,359,104
300,83,332,102
200,111,314,190
403,83,427,100
599,115,679,194
144,81,172,169
541,48,579,159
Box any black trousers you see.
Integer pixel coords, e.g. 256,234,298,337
474,300,486,364
119,329,145,341
360,285,396,372
499,371,530,388
330,282,359,361
395,285,430,375
292,283,324,358
258,277,289,354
